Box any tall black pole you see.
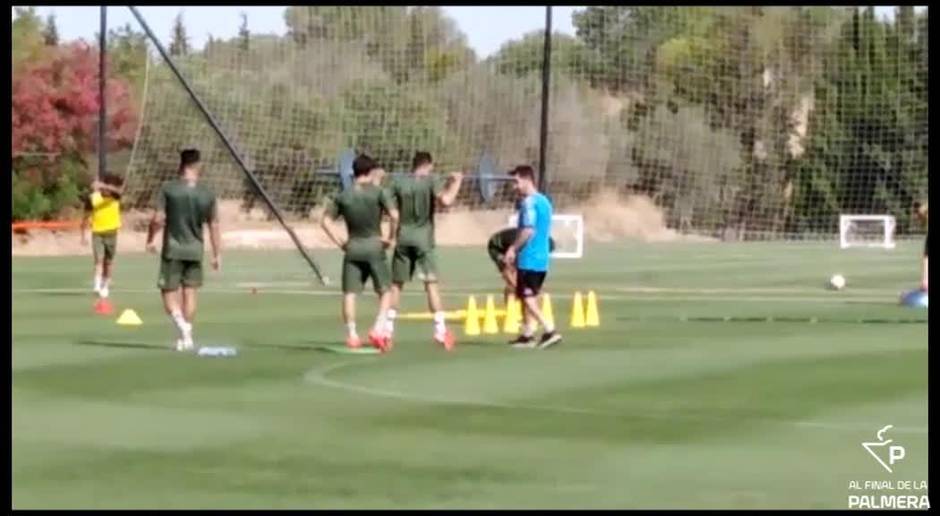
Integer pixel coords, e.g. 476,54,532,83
98,6,107,182
538,6,552,193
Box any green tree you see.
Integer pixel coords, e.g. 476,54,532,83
795,7,928,233
42,14,59,46
12,7,46,69
107,23,148,97
239,12,250,52
643,7,848,236
490,31,600,80
169,11,190,56
572,6,715,92
284,6,409,47
284,6,472,84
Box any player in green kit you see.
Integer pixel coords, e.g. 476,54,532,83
384,152,463,350
321,154,400,351
145,149,221,352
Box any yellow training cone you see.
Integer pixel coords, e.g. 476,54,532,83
570,292,585,329
116,309,142,326
540,293,555,329
585,291,600,327
464,296,481,336
503,295,521,334
482,295,500,334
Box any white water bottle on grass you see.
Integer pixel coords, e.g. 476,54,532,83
197,346,238,357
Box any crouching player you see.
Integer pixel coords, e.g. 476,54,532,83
504,165,562,350
321,154,400,351
487,227,556,306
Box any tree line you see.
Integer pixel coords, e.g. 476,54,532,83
12,7,928,237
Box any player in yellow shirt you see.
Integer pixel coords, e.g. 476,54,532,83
80,173,125,313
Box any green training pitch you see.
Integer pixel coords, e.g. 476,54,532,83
13,241,928,509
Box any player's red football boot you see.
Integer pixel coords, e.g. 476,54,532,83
368,331,392,353
434,329,456,351
94,299,114,315
346,335,362,349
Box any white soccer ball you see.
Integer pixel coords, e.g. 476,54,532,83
829,274,846,290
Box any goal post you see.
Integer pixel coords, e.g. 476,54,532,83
839,215,896,250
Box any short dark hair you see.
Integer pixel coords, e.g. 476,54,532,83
353,154,378,178
509,165,536,182
101,172,124,187
412,151,433,170
180,149,201,170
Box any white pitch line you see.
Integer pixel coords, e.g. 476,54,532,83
613,286,900,295
303,360,928,435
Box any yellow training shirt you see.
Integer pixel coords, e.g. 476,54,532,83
90,192,122,233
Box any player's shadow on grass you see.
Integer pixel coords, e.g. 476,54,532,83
240,341,340,353
453,340,495,348
75,339,169,352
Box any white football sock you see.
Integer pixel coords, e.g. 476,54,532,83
170,309,191,339
100,279,110,299
93,274,102,294
433,311,447,335
347,322,358,339
523,321,536,337
385,309,397,334
373,313,387,334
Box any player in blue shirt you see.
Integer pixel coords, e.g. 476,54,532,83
503,165,562,349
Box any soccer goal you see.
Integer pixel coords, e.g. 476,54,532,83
839,215,896,250
506,213,584,259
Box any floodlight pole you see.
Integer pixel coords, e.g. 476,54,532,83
98,6,107,182
537,5,552,193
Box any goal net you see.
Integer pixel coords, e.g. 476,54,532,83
113,6,927,247
506,214,585,259
839,215,896,250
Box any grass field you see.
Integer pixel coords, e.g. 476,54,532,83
12,240,928,509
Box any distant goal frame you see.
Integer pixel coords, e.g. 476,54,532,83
839,214,897,250
506,213,584,259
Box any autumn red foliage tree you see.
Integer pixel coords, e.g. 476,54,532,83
12,42,138,220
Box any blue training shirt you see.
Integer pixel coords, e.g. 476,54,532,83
516,192,553,272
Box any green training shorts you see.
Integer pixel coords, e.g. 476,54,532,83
391,244,439,284
157,258,203,291
342,253,391,294
92,231,118,262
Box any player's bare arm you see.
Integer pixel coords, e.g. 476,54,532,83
92,179,124,199
209,202,222,272
101,183,124,198
383,208,400,249
504,227,533,266
79,209,90,246
145,209,165,254
320,214,346,251
436,171,464,207
501,264,517,289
